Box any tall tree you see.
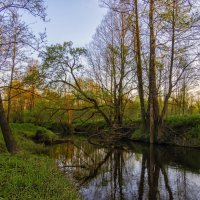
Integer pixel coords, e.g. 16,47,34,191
0,0,46,153
133,0,146,128
87,6,135,126
148,0,159,143
0,93,17,153
42,42,113,127
156,0,200,141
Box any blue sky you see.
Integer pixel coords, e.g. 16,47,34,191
27,0,107,47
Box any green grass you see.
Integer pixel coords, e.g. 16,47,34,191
0,123,81,200
130,115,200,146
165,114,200,127
0,123,56,154
165,114,200,139
0,154,80,200
10,123,57,140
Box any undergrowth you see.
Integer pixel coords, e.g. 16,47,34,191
0,123,81,200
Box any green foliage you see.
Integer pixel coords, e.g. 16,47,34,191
23,63,44,88
0,124,80,199
0,123,57,155
124,97,142,121
23,97,69,128
42,41,86,71
0,154,80,200
12,123,58,153
132,127,149,142
165,115,200,129
10,123,55,139
189,125,200,139
165,115,200,141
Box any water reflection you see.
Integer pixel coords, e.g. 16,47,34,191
50,138,200,200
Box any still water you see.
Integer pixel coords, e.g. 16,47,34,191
50,138,200,200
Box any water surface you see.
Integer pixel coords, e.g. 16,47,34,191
50,138,200,200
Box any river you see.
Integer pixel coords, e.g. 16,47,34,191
50,137,200,200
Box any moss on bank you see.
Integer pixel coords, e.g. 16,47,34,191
0,123,81,200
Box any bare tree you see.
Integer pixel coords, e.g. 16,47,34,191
0,0,46,153
101,0,200,142
87,4,136,126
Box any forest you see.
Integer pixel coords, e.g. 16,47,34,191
0,0,200,200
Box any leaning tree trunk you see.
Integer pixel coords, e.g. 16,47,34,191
0,93,17,154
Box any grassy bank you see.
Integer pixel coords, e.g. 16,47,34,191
0,123,81,200
70,115,200,148
131,115,200,148
165,115,200,147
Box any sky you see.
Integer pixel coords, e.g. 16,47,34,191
27,0,108,47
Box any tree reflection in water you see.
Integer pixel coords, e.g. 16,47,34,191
50,138,200,200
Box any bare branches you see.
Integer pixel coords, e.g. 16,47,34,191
0,0,46,20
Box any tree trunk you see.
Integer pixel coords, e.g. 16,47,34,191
149,0,159,143
68,110,73,135
116,9,126,126
182,77,186,115
0,93,17,154
7,33,17,122
134,0,146,129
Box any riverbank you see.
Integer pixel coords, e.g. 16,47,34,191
0,123,81,200
73,115,200,148
0,116,200,198
132,115,200,148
